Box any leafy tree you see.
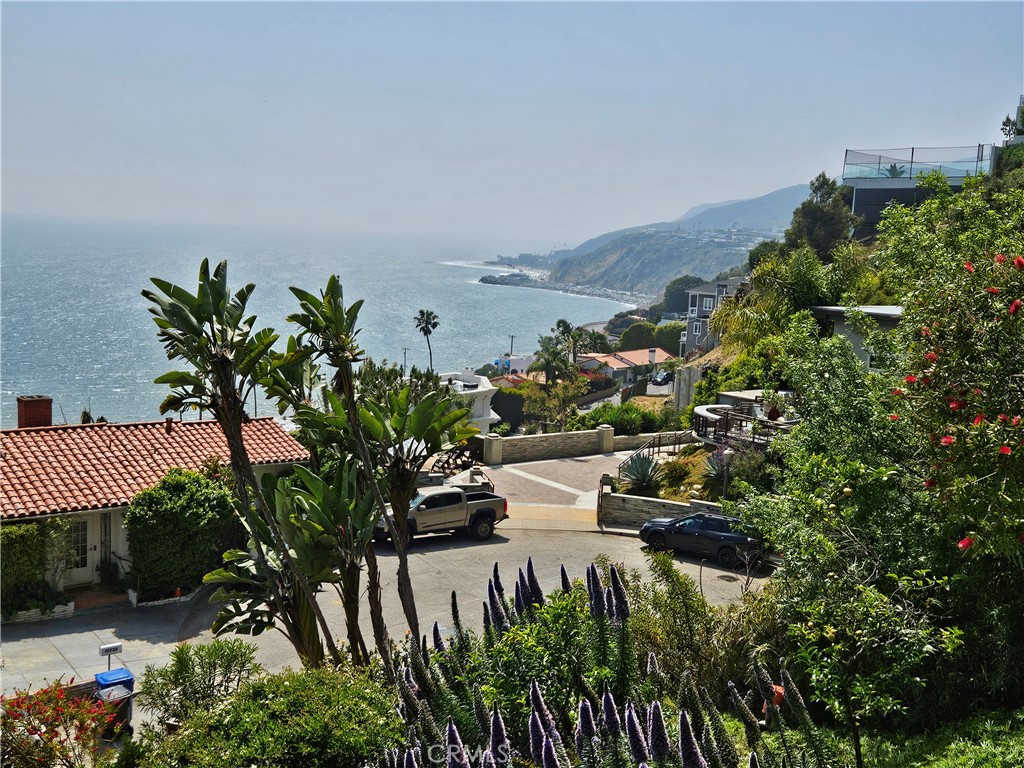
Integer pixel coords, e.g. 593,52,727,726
125,468,235,599
414,308,440,371
522,377,587,432
357,357,443,404
143,259,341,666
747,239,784,271
617,321,657,352
653,321,688,356
661,274,705,313
784,172,860,261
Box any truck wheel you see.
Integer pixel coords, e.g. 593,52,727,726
469,516,494,541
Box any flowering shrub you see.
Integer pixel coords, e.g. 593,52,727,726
1,679,117,767
881,175,1024,555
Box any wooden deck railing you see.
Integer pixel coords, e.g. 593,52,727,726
692,403,795,447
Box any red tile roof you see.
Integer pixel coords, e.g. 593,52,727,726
579,348,676,370
1,418,308,520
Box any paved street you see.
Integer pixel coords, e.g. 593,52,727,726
1,452,763,693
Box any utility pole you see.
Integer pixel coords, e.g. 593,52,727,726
508,335,515,371
401,347,410,376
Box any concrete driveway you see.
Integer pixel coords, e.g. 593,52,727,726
1,452,764,693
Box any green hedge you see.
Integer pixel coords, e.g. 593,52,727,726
124,468,236,601
1,523,48,613
145,666,403,768
491,386,527,431
0,520,73,617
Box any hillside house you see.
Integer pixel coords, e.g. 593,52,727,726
842,145,994,227
439,371,500,433
1,396,308,590
681,277,745,356
578,347,675,385
811,305,903,370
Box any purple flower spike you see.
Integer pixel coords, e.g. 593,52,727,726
602,689,621,736
493,562,505,598
404,666,419,697
604,586,615,618
490,704,510,768
625,702,650,763
542,736,562,768
530,681,562,743
560,564,571,592
609,566,630,620
447,719,472,768
432,622,446,654
404,749,420,768
518,568,531,604
529,710,546,765
482,601,492,634
480,750,496,768
514,581,526,615
646,652,660,677
579,698,597,740
678,711,709,768
527,557,546,605
488,579,510,632
648,701,671,761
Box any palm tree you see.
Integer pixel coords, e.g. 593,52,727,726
527,335,575,389
414,309,440,371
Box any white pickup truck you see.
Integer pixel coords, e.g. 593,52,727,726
375,486,509,544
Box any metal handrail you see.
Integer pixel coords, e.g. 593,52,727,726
617,430,693,476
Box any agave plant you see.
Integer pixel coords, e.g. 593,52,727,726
619,454,665,497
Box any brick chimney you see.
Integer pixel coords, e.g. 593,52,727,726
17,395,53,428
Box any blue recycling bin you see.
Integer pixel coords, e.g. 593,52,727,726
95,667,135,692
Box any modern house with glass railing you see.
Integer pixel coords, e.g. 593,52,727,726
842,144,993,226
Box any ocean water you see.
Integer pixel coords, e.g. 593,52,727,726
0,217,629,429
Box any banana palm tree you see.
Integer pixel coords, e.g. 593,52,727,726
414,309,440,371
143,259,341,666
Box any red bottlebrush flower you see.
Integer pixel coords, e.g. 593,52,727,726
986,287,1001,295
921,326,931,337
999,413,1008,422
941,435,956,446
973,413,985,425
949,400,965,411
1000,445,1012,456
1010,299,1022,315
1013,416,1021,426
905,375,918,384
965,261,975,273
922,376,931,384
973,388,983,395
1014,256,1024,270
924,478,937,489
996,253,1007,264
925,352,938,363
958,536,974,551
892,388,904,396
888,413,900,421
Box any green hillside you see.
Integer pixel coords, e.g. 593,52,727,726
548,229,762,294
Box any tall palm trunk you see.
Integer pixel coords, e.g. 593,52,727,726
426,335,433,372
339,562,368,665
216,381,341,667
363,544,393,678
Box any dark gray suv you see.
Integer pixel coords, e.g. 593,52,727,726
639,512,770,568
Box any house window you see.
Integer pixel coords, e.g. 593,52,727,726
693,321,703,335
70,519,88,569
703,297,715,311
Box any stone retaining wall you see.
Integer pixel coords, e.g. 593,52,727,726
599,493,694,528
481,427,696,465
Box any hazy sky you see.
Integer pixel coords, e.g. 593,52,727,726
3,2,1022,251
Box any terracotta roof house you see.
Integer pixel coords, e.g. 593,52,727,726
578,348,675,385
1,396,308,588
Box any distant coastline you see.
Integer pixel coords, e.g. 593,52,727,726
478,270,650,307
